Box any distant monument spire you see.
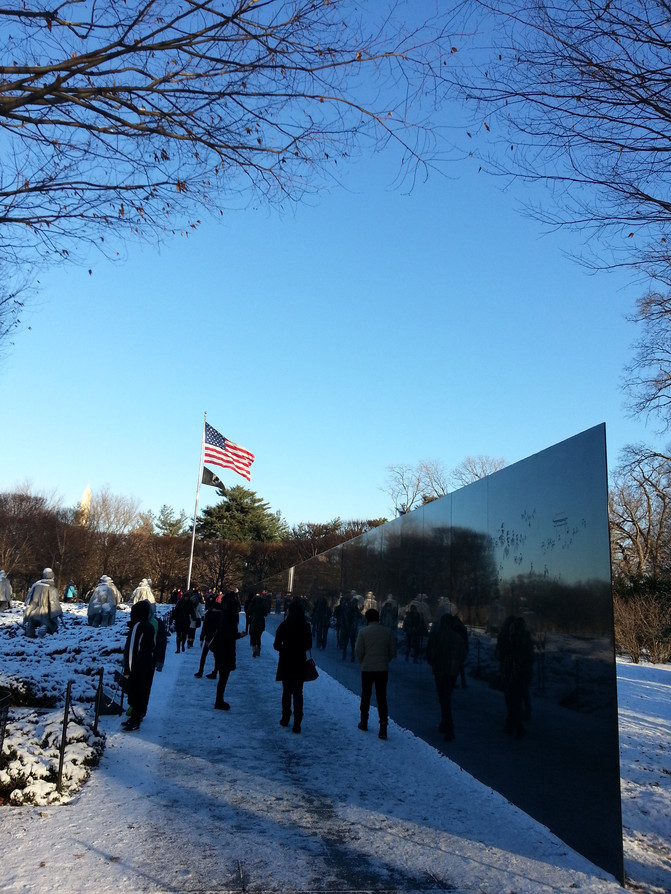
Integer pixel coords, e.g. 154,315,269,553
79,485,92,526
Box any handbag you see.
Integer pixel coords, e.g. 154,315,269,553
99,685,124,715
304,652,319,682
99,671,126,716
114,670,130,693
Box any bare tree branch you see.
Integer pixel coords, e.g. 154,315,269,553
0,0,460,270
625,289,671,429
454,0,671,276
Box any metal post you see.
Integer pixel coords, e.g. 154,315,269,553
93,668,104,735
57,681,72,793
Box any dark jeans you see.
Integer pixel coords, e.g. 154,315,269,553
175,625,188,652
342,631,356,660
360,670,389,725
198,642,216,675
314,623,329,650
281,679,304,723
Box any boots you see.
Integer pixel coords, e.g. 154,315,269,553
378,723,388,740
358,714,368,731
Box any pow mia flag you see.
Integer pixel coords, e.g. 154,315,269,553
202,466,226,491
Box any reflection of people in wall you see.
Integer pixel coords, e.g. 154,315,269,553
311,595,331,650
402,604,425,663
380,596,398,639
496,615,534,740
451,613,469,689
341,595,362,661
426,613,467,741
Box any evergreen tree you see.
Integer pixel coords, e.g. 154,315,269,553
154,505,189,537
197,487,288,543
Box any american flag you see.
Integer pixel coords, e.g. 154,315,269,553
204,423,255,481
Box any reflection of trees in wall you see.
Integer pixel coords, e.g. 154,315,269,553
293,547,343,603
446,528,499,627
341,539,367,596
499,575,612,637
242,542,294,591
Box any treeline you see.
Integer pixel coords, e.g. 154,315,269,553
0,486,384,601
610,446,671,664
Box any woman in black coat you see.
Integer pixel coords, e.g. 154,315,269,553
122,600,156,731
211,591,246,710
273,599,312,733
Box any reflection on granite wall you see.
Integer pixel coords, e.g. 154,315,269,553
260,425,623,882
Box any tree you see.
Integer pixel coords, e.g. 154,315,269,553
609,444,671,579
154,505,189,537
197,486,288,543
0,487,64,589
455,1,671,278
0,0,458,281
194,538,246,592
0,280,28,354
289,520,349,560
383,463,425,516
609,443,671,662
625,290,671,429
613,577,671,664
288,518,387,561
450,454,505,488
87,487,146,536
382,455,505,514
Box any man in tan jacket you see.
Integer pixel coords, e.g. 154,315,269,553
355,608,397,739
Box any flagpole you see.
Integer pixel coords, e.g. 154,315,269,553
187,412,207,591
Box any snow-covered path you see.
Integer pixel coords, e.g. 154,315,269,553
2,629,624,894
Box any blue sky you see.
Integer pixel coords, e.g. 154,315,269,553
0,122,656,528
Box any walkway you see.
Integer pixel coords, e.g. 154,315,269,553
2,625,622,894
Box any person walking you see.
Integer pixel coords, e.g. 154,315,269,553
341,595,362,661
210,591,245,710
121,600,156,731
311,595,331,650
273,599,312,734
403,603,425,663
426,612,468,742
194,598,223,678
247,591,268,658
355,608,397,740
172,591,195,653
496,615,534,740
187,587,204,648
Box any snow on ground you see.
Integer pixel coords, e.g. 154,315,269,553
0,603,669,894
